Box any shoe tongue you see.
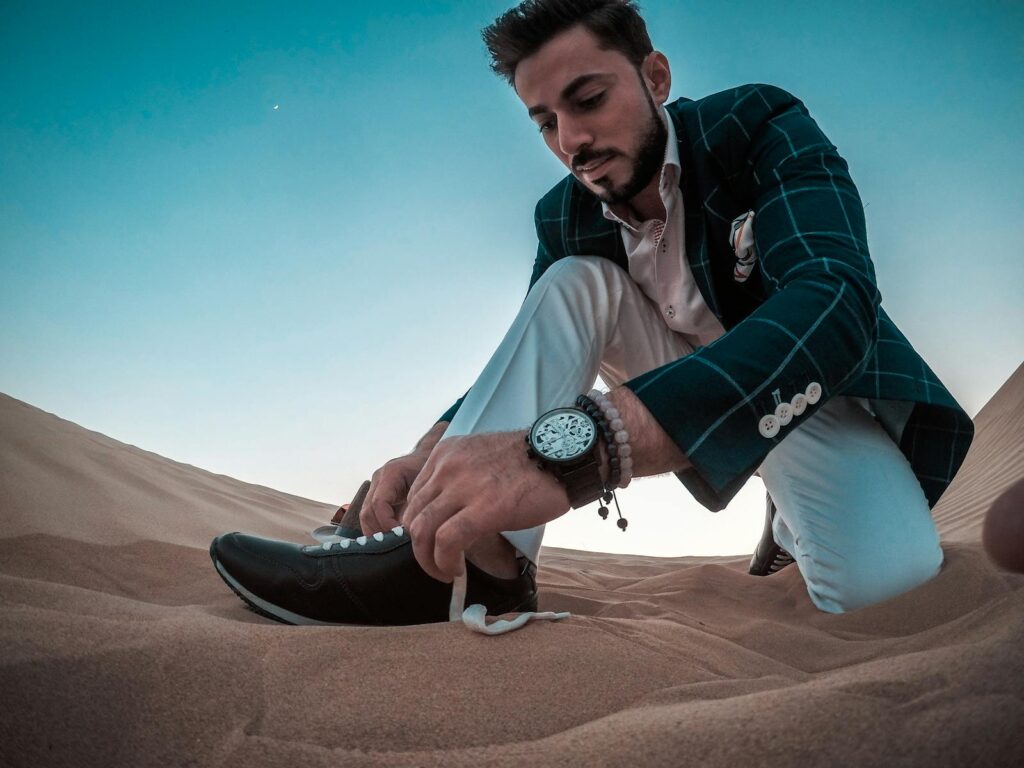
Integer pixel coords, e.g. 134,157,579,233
330,479,371,527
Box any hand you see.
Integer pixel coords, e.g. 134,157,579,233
359,449,430,535
401,430,573,583
359,422,449,535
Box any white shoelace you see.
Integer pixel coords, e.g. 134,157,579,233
310,525,570,635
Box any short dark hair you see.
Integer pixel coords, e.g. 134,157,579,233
482,0,654,88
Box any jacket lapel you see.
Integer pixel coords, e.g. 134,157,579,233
563,181,629,272
666,101,725,328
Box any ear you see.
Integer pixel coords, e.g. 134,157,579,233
641,51,672,104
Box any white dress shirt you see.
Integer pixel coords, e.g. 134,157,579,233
601,106,726,349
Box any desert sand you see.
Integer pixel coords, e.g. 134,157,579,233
2,364,1022,767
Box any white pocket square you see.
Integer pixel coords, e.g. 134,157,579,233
729,209,757,283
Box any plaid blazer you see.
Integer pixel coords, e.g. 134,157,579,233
441,83,973,512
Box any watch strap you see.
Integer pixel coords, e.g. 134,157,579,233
560,454,606,509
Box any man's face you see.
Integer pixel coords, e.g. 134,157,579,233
514,24,669,205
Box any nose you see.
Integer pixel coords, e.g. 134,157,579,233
557,113,594,160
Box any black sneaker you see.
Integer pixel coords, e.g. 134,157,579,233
209,526,538,626
748,494,795,576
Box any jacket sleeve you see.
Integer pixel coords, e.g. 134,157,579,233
435,202,558,425
624,84,880,510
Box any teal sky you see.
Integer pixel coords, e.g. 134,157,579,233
3,1,1022,556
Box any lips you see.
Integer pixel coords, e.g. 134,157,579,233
576,154,614,179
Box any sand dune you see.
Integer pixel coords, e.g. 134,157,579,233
0,392,330,548
931,362,1024,542
1,369,1022,767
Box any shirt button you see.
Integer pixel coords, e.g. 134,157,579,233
805,382,822,404
758,415,781,439
790,393,807,415
664,306,675,318
774,402,793,425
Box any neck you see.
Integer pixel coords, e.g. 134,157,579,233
625,177,667,223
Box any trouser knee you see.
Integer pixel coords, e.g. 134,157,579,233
530,256,627,301
811,539,944,614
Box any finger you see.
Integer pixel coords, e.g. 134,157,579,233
408,496,458,583
360,481,380,535
433,511,482,582
402,483,442,532
404,451,438,511
402,464,444,530
362,466,391,534
362,472,404,534
370,480,405,533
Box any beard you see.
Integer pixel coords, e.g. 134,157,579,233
587,84,666,205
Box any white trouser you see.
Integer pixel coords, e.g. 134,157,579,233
443,256,943,613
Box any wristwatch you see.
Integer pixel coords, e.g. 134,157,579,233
525,406,606,509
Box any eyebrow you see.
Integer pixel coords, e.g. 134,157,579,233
527,73,612,117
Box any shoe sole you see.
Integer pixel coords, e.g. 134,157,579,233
748,544,795,576
765,548,795,574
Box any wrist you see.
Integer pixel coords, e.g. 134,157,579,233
516,428,571,501
605,387,691,476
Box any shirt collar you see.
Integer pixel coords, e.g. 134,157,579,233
600,105,680,231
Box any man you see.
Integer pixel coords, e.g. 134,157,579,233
210,0,973,625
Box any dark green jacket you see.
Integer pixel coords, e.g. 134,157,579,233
440,83,972,512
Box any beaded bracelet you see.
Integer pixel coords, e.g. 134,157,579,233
575,393,629,531
575,394,619,487
587,389,634,489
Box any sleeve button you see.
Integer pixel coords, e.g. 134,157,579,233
790,392,807,415
774,402,793,425
805,382,822,404
758,414,781,438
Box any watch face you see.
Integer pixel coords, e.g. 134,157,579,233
530,408,597,462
